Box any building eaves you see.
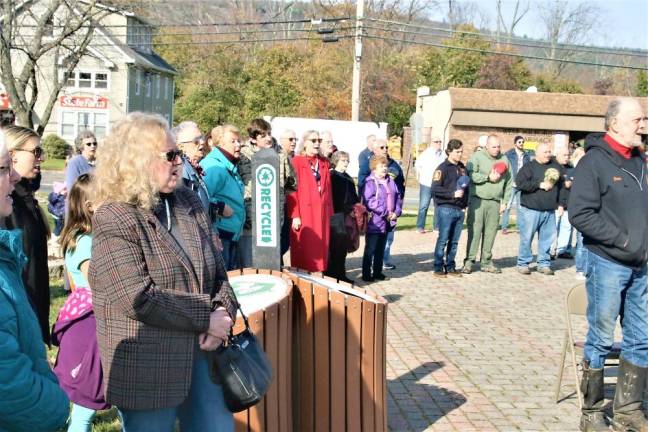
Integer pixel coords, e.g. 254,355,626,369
447,87,648,117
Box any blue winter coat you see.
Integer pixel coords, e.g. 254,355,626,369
200,147,246,240
0,229,69,432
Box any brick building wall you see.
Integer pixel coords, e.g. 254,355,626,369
449,126,555,162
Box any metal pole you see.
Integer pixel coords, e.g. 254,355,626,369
351,0,364,121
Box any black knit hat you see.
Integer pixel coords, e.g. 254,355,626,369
514,135,524,143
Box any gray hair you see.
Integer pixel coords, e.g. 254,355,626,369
605,98,627,131
330,150,349,167
74,130,96,152
171,120,199,142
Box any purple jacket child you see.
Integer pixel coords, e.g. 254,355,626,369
362,173,403,234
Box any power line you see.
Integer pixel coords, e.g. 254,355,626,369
12,16,352,28
363,23,648,59
365,17,648,57
363,34,648,71
361,24,648,65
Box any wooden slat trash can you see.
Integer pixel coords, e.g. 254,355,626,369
283,269,388,432
227,269,294,432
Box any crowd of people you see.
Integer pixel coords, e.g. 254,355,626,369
416,131,594,279
0,96,646,432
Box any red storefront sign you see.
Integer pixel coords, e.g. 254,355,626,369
59,95,108,109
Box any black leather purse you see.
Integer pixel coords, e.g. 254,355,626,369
209,304,273,413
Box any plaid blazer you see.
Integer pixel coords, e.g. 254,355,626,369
89,187,237,410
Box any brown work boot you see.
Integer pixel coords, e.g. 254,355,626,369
579,360,609,432
611,357,648,431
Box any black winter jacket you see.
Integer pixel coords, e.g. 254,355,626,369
568,133,648,269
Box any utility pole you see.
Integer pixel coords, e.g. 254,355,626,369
351,0,364,121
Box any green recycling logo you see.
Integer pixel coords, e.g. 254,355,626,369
257,167,275,187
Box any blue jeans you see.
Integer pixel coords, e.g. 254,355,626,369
118,350,233,432
500,188,520,230
383,230,395,265
433,206,465,272
575,231,587,273
237,234,253,268
219,237,238,271
516,206,556,269
363,232,388,278
68,404,96,432
416,185,433,230
554,210,573,255
584,252,648,369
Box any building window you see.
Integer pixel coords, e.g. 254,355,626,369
164,76,169,100
155,74,161,98
79,72,92,88
64,70,110,91
135,69,141,96
60,110,109,140
145,73,151,97
95,73,108,89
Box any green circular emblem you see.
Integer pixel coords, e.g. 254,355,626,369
257,166,274,187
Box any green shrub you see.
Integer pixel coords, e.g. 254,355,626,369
42,134,70,159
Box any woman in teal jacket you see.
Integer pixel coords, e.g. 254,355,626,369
200,125,245,270
0,134,70,431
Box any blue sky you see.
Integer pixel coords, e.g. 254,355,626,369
430,0,648,51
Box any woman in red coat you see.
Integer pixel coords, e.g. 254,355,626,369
287,130,333,272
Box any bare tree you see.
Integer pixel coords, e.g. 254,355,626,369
537,0,602,77
0,0,107,133
446,0,488,29
495,0,529,43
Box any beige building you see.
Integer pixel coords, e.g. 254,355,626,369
414,87,648,161
3,1,175,144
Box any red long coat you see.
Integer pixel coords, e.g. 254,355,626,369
287,155,333,272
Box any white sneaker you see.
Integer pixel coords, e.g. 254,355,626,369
575,272,586,281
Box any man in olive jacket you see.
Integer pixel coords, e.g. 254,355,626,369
462,135,512,273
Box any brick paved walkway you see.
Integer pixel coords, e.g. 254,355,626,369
347,229,589,431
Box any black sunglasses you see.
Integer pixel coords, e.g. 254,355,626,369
287,137,297,142
84,141,98,147
309,138,322,144
161,149,183,162
15,147,44,158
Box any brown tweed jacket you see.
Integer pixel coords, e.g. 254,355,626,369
89,187,237,410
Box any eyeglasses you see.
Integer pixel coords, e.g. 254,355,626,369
160,149,183,162
309,138,322,144
287,138,297,142
517,140,525,144
432,140,442,144
84,141,98,147
179,136,205,146
14,147,45,158
377,146,387,149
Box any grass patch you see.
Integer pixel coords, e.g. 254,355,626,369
41,158,66,171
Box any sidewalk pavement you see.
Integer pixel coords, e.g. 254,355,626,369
347,229,588,431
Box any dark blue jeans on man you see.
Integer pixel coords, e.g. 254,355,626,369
584,252,648,369
516,206,556,270
362,232,388,279
433,206,465,272
416,184,433,231
217,233,238,270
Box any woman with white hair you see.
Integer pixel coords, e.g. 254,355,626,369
65,130,97,189
89,112,236,430
0,130,70,431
